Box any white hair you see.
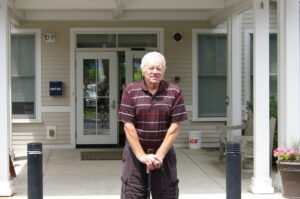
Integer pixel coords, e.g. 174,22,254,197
140,51,166,72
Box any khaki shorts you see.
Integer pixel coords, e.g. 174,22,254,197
120,144,179,199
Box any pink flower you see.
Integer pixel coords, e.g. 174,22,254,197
273,147,300,161
286,150,298,155
273,148,285,157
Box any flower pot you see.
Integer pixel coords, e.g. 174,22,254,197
278,161,300,199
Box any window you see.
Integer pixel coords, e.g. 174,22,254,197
76,33,158,48
193,29,227,120
77,34,117,48
118,34,157,48
250,34,277,99
11,30,40,120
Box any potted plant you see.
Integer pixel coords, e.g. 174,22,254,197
273,144,300,198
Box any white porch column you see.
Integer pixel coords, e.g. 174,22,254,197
0,0,13,196
277,0,300,149
227,14,242,140
250,0,274,193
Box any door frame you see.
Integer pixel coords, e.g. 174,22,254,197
76,52,118,145
70,27,164,148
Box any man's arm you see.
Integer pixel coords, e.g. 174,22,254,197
124,122,146,159
156,123,180,160
155,87,187,160
124,122,162,171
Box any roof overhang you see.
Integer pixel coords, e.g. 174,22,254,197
8,0,254,25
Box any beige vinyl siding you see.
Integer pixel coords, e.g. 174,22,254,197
12,112,70,148
14,20,224,148
12,3,278,148
18,20,213,108
41,26,70,106
163,22,225,147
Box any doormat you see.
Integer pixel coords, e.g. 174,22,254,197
81,151,123,160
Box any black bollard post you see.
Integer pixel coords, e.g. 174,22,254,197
226,142,241,199
27,142,43,199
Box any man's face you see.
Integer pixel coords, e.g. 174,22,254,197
142,60,164,85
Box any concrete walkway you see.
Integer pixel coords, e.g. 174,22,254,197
7,148,285,199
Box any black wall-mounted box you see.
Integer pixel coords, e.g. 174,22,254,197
49,81,62,96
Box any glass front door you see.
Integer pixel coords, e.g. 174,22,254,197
125,51,148,85
76,52,117,144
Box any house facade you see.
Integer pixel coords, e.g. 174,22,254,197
1,0,300,196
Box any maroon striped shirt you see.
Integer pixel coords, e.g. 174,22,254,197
119,80,188,150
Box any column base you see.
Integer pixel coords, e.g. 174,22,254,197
0,181,13,196
274,173,282,192
250,177,274,193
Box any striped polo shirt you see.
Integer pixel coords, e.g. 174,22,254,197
119,80,188,150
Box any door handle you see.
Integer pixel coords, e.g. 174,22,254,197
111,100,116,109
225,96,229,105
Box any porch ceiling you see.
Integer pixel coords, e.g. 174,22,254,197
8,0,252,25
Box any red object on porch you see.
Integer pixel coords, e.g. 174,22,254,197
9,154,16,178
189,139,198,144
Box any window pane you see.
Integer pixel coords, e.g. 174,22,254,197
198,35,216,74
97,59,110,135
12,102,35,117
97,59,110,97
11,34,35,76
198,76,227,117
270,75,277,97
197,34,227,117
83,59,97,99
12,77,35,117
118,34,157,48
77,34,116,48
133,58,143,81
11,34,36,119
216,36,227,74
270,34,277,74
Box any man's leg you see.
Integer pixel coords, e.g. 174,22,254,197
121,144,148,199
151,148,179,199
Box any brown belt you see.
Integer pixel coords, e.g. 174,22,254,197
146,148,157,154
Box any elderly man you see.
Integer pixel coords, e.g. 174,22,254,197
119,52,187,199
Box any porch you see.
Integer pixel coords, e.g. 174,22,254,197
1,0,300,196
9,148,284,199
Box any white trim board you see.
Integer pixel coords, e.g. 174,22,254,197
70,28,76,148
41,106,71,112
23,10,209,21
12,119,43,123
185,105,193,112
14,0,225,10
75,48,158,52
